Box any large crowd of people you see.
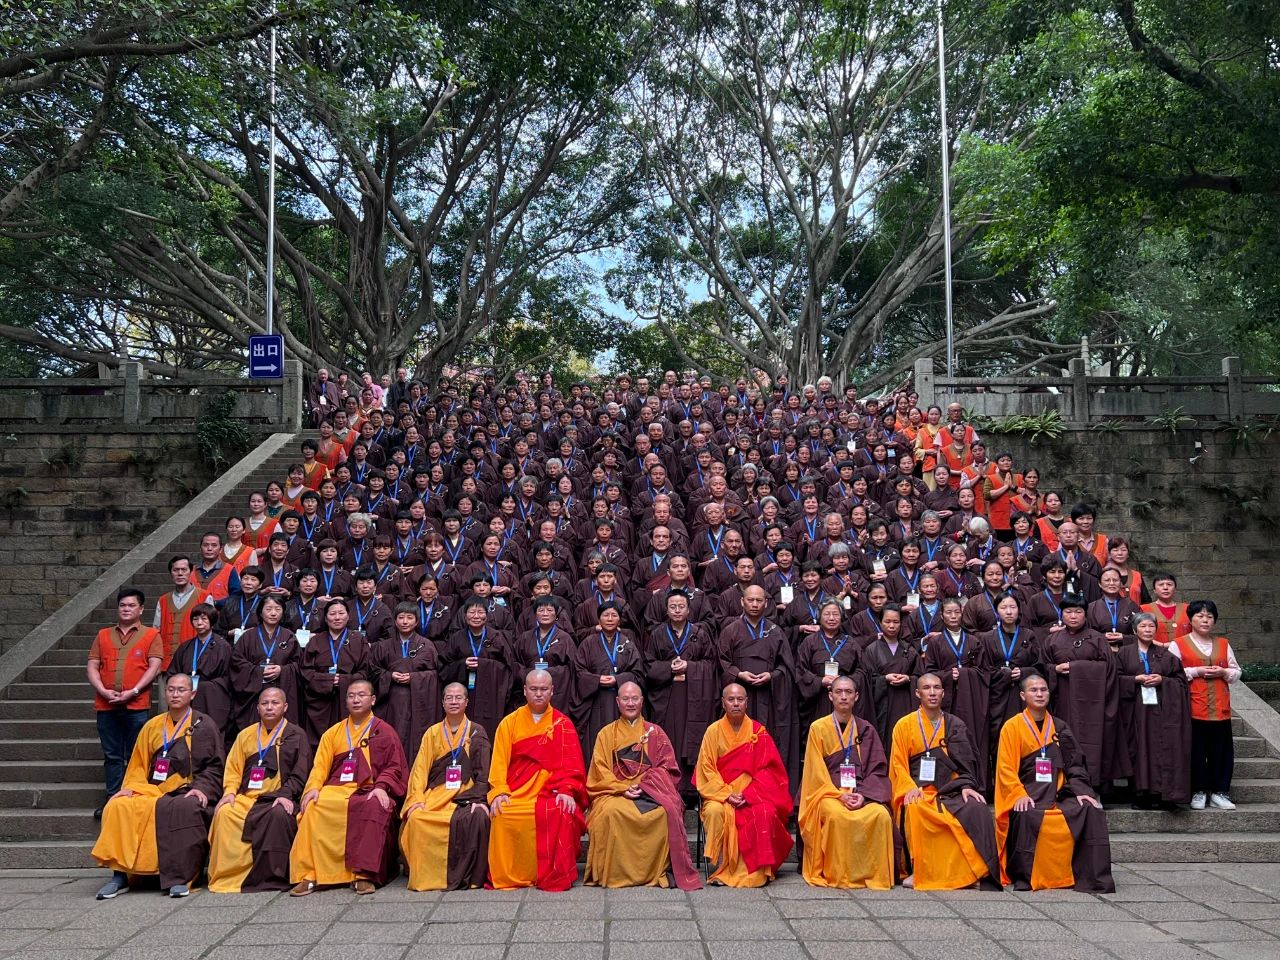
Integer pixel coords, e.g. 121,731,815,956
85,367,1242,900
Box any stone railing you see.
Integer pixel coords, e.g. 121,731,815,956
0,359,302,433
914,356,1280,424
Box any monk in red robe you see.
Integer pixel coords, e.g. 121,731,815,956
289,680,408,895
695,683,794,887
487,668,588,891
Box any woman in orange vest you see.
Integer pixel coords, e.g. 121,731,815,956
939,423,972,492
1106,537,1150,604
1171,600,1241,811
981,452,1022,540
1035,491,1067,551
914,406,946,489
1140,573,1190,646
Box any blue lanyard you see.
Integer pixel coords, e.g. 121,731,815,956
1021,711,1054,757
240,595,260,625
400,634,415,659
322,568,336,595
924,538,941,562
917,710,943,755
328,628,348,668
272,565,286,588
258,626,281,661
255,719,286,766
485,560,500,585
901,568,921,591
444,538,465,564
536,625,557,659
468,628,487,659
356,598,375,630
1105,599,1120,632
742,616,765,642
806,593,823,622
345,716,373,756
296,598,315,623
396,537,413,562
599,632,621,671
706,528,724,557
1043,589,1062,621
919,603,937,633
417,600,434,631
161,708,192,757
821,633,848,661
1139,647,1151,674
442,718,470,765
833,714,860,764
944,629,968,660
667,623,691,657
996,625,1020,663
191,633,212,675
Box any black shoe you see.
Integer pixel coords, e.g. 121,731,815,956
93,805,104,820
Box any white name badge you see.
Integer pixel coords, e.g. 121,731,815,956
906,592,920,608
190,675,200,692
888,449,897,458
841,595,852,610
534,660,549,672
295,629,312,647
1035,757,1053,783
779,585,794,604
231,628,245,643
247,765,266,790
152,756,171,782
339,758,357,783
1141,685,1159,706
444,764,463,791
839,764,857,790
873,559,887,576
824,659,840,678
917,756,936,783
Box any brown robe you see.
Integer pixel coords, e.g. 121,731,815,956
794,632,867,730
437,628,512,740
299,629,371,749
572,629,645,761
980,625,1042,752
228,625,303,732
1040,627,1130,787
371,633,442,763
921,630,993,792
325,717,409,887
507,626,578,713
643,622,719,787
857,637,922,747
1116,643,1192,804
422,724,494,889
167,634,234,737
153,711,225,888
235,721,312,891
717,616,800,789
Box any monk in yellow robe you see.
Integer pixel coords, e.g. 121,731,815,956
400,682,493,891
798,676,894,889
92,674,225,899
995,674,1115,892
695,683,794,888
207,686,311,892
487,668,587,891
289,680,408,895
585,681,702,890
889,672,1001,890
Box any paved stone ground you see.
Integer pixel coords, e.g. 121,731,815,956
1,863,1278,960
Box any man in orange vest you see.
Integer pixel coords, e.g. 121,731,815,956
152,555,210,670
87,588,164,819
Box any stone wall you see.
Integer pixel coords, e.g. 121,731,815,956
992,427,1276,661
0,432,216,653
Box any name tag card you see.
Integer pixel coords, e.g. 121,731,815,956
918,756,936,783
779,585,794,604
190,675,200,692
839,764,857,790
534,660,549,672
339,758,357,783
906,592,920,608
841,595,852,610
873,559,887,576
152,757,171,782
444,764,463,791
824,660,840,678
231,628,245,643
1035,757,1053,783
247,766,266,790
295,629,312,647
1141,685,1159,705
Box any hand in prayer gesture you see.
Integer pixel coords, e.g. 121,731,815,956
624,785,643,799
840,792,866,811
726,792,747,809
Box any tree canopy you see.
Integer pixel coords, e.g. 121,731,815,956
1,0,1276,382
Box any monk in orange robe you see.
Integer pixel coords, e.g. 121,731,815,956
994,674,1115,892
487,668,588,891
289,680,408,895
889,673,1000,890
695,683,794,887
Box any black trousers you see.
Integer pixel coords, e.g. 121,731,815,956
1190,718,1234,795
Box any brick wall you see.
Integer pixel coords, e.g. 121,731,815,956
0,432,215,653
992,428,1276,661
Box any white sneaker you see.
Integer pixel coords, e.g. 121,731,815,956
1209,793,1236,811
1190,792,1207,810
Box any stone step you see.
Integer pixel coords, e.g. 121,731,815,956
0,699,93,720
2,681,89,700
37,649,95,666
1109,831,1280,863
0,737,104,761
30,759,110,783
1234,756,1280,779
0,840,95,870
0,782,106,810
23,664,91,683
1229,778,1280,803
1234,736,1269,759
0,808,100,840
0,717,97,738
1106,804,1280,834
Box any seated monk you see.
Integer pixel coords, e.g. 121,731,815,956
289,680,408,896
995,674,1115,893
487,668,588,891
585,681,702,890
401,682,493,891
207,686,311,893
890,673,1001,890
92,673,225,899
798,675,894,889
695,683,794,888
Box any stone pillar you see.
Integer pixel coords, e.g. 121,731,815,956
122,361,142,424
282,359,303,432
914,357,936,408
1068,358,1089,424
1223,356,1243,422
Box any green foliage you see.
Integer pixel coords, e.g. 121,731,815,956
1216,419,1276,456
195,391,253,472
982,411,1065,444
1145,406,1195,433
42,440,83,473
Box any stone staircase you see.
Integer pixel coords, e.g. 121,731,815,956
0,438,300,869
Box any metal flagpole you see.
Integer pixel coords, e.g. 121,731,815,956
265,0,278,336
936,0,955,378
